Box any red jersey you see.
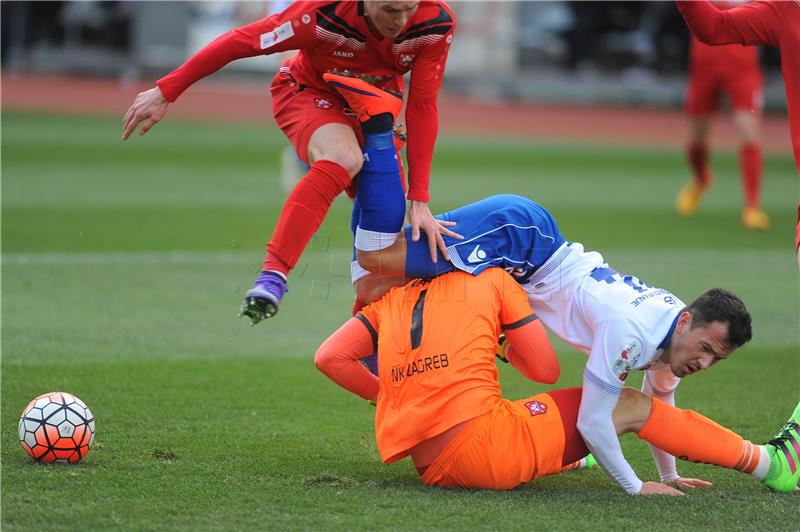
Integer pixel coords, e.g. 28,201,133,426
677,0,800,170
689,2,759,73
157,1,457,202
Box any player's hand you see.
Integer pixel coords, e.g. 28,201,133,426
496,334,510,363
122,86,169,140
409,200,462,263
638,481,685,496
671,477,712,489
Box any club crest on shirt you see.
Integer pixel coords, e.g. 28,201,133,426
314,98,334,110
397,53,415,68
613,340,643,381
524,400,548,417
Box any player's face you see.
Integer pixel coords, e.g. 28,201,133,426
667,313,732,378
364,1,419,39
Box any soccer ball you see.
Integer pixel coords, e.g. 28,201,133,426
18,392,95,464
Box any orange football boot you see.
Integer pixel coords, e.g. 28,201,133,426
323,72,403,123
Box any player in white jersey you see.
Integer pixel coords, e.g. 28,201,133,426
353,194,756,495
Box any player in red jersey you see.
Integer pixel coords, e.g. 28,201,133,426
676,1,769,230
676,0,799,170
122,1,460,322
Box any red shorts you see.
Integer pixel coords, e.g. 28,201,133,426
270,69,363,164
685,68,762,116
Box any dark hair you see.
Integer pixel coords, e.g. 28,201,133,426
683,288,752,349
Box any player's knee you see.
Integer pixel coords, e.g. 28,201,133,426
320,146,363,177
613,388,652,434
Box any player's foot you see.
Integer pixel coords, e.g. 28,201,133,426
240,271,289,325
676,180,710,216
741,207,771,231
323,72,402,123
583,453,598,469
762,402,800,493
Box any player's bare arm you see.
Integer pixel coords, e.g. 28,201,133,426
122,86,169,140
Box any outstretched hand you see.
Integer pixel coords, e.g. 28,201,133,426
639,481,685,496
408,200,462,263
122,86,169,140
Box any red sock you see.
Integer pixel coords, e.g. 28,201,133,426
740,142,762,209
263,160,351,275
687,143,710,186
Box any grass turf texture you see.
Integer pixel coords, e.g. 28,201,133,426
2,111,798,530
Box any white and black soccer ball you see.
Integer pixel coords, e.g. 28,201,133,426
18,392,95,464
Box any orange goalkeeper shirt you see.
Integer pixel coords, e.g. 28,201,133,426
357,268,536,464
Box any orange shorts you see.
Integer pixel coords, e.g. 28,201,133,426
270,69,363,164
420,392,575,490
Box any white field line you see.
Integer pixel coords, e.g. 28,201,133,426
1,250,354,266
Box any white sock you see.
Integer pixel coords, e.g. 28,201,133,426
750,445,770,480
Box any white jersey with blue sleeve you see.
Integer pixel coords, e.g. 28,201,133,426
522,242,684,493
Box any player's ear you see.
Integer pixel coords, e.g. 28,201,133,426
677,311,692,333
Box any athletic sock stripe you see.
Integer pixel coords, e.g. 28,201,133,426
734,442,753,471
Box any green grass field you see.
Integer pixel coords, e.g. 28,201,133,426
2,110,798,530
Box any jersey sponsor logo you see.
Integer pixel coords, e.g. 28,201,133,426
466,245,487,264
260,21,294,50
314,98,334,110
332,50,355,58
390,353,449,385
524,400,548,416
397,53,415,68
613,340,643,381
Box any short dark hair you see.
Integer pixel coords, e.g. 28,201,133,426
684,288,752,349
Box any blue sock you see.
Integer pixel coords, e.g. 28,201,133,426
355,130,405,250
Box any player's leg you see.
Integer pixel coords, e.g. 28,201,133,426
616,388,800,493
324,72,406,255
678,73,717,216
241,77,366,323
729,72,769,230
242,122,363,323
358,194,565,284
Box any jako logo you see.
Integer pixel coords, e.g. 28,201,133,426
332,50,354,58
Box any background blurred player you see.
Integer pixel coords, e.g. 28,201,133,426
315,268,800,494
350,194,763,493
676,1,768,230
676,0,799,171
122,1,459,321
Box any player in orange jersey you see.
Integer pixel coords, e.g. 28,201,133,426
122,1,460,321
316,268,800,494
676,1,769,230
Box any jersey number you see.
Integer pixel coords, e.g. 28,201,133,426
590,267,651,293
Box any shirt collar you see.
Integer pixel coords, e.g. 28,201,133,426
657,314,680,350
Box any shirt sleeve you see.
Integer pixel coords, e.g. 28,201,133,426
579,319,646,494
354,298,383,352
314,317,379,401
676,0,781,48
404,14,456,202
157,1,320,102
641,365,681,482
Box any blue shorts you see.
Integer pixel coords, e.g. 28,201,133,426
405,195,565,283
